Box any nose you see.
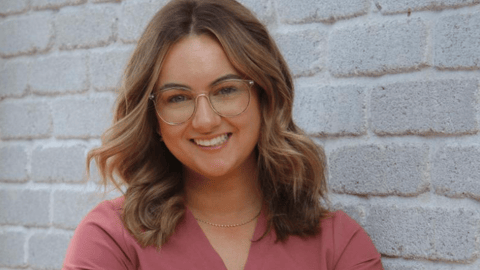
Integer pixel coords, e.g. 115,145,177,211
191,94,221,132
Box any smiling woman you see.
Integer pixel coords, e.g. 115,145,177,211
63,0,383,269
155,35,262,184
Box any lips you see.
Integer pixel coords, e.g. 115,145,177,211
192,133,230,147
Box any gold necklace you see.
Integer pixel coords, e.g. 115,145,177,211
194,210,262,228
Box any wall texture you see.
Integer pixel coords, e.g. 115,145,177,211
1,0,479,269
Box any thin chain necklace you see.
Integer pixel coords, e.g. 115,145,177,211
194,209,262,228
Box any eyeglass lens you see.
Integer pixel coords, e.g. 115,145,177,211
154,80,252,125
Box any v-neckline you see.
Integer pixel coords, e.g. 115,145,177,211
184,206,268,269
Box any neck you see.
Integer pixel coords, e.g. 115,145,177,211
184,156,263,224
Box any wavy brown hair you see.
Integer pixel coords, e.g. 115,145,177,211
87,0,328,248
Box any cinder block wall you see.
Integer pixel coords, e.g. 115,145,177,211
0,0,479,269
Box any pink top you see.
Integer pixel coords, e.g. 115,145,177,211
63,197,383,270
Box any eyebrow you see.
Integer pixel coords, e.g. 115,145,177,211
158,74,243,92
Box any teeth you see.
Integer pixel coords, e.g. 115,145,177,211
194,134,228,147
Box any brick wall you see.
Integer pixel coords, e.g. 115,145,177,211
0,0,479,269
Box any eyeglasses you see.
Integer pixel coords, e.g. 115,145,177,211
150,79,254,125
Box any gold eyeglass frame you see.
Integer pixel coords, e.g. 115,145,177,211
149,79,254,126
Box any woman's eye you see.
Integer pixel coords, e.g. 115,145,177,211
217,87,237,96
167,95,189,103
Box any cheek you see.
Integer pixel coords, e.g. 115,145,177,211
158,119,174,137
250,98,262,132
244,105,262,145
158,121,182,149
158,120,165,137
161,131,188,165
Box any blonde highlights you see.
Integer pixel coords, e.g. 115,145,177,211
87,0,328,248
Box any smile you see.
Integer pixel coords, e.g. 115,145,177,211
192,133,230,147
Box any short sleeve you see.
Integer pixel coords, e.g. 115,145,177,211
332,212,383,270
62,199,135,270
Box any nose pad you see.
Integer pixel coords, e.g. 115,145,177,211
191,94,221,130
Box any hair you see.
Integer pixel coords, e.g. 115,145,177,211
87,0,329,249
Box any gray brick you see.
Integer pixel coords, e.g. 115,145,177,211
28,232,71,269
0,58,29,98
433,209,478,261
273,28,326,77
52,93,115,138
32,0,86,10
276,0,369,24
377,0,480,15
366,206,477,261
381,259,425,270
31,144,87,183
118,0,167,43
55,5,117,50
434,12,480,70
89,46,133,91
367,205,433,258
293,84,365,136
0,145,28,182
0,189,50,226
29,53,88,94
329,144,429,196
0,231,26,267
329,18,428,77
0,0,29,16
0,12,53,57
433,145,480,200
53,190,107,229
371,79,478,135
237,0,274,24
0,99,52,139
92,0,122,3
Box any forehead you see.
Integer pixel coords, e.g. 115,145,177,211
157,34,239,89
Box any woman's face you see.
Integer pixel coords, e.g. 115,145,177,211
156,34,261,180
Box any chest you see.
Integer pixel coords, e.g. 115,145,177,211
133,212,330,270
199,222,257,270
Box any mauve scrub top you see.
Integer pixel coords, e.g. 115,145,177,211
63,196,383,270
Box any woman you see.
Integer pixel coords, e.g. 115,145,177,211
63,0,383,269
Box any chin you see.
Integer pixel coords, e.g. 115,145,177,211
184,162,232,179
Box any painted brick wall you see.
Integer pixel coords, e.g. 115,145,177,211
1,0,479,269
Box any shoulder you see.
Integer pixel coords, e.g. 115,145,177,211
63,196,136,270
318,210,367,252
321,210,363,236
83,196,125,228
320,210,383,269
75,196,126,239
